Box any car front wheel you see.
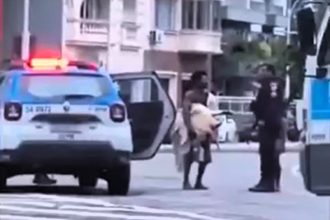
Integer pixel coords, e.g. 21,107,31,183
105,164,130,196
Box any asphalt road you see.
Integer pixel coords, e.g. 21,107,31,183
0,152,329,220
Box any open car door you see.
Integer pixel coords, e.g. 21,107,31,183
112,71,176,160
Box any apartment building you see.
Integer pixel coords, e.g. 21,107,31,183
214,0,290,96
0,0,290,106
66,0,223,106
1,0,224,107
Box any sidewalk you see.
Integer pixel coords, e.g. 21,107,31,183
159,142,304,153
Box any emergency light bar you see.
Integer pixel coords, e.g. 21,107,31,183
30,58,69,69
1,58,99,71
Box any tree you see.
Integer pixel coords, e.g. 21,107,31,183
230,39,305,98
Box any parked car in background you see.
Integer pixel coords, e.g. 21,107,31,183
237,106,301,143
215,111,238,143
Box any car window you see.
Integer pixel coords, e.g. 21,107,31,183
20,74,111,98
318,18,330,66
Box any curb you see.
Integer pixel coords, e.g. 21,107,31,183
159,142,304,153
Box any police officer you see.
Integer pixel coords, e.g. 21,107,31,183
249,64,286,193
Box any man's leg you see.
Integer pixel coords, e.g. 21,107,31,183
195,139,211,190
274,118,286,191
195,162,208,189
183,150,193,190
274,152,281,192
249,130,276,192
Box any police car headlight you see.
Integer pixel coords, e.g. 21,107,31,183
110,104,126,123
4,102,22,121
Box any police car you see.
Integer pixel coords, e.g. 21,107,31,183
0,58,175,195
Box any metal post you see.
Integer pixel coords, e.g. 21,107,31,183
106,0,111,71
285,65,291,100
286,0,303,46
22,0,30,60
61,0,66,57
286,0,292,45
207,53,212,91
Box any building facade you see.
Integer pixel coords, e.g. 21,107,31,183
214,0,290,96
0,0,290,106
65,0,223,107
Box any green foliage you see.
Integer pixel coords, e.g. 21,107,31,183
229,39,304,97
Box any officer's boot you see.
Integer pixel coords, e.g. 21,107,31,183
249,177,276,193
33,174,57,185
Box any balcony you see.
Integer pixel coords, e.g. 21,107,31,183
221,0,267,24
65,18,108,46
177,30,222,54
65,18,141,49
221,0,288,27
178,0,222,53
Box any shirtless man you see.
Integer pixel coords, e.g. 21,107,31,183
182,71,212,190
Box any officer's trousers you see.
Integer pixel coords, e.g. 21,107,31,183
259,129,281,181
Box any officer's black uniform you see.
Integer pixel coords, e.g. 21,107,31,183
249,75,286,193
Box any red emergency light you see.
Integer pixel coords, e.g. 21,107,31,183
29,58,69,70
3,58,99,71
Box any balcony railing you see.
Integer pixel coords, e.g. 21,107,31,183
66,18,108,44
222,0,286,16
177,30,222,53
65,18,141,48
215,96,255,115
215,95,298,115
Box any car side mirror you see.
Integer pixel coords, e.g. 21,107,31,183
296,7,317,55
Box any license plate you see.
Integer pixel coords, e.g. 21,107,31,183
58,133,75,141
51,125,80,133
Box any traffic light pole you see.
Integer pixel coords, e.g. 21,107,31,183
106,2,111,71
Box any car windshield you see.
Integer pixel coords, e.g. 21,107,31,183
20,74,110,99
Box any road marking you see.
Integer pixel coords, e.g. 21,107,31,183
0,193,227,220
0,215,68,220
0,205,189,220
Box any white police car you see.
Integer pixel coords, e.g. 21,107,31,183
0,58,175,195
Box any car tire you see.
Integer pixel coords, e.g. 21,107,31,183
0,167,7,191
105,164,130,196
78,175,98,188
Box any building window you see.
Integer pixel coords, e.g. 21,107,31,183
80,0,101,19
196,0,210,30
182,0,221,31
155,0,176,30
212,0,221,31
318,19,330,66
66,0,74,8
123,0,137,22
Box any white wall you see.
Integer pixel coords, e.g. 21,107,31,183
65,0,146,73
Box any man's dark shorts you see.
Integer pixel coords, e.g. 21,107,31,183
185,138,212,164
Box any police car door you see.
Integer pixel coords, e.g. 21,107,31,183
112,71,175,160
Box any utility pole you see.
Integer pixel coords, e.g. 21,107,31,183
21,0,30,60
286,0,292,45
106,0,111,71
